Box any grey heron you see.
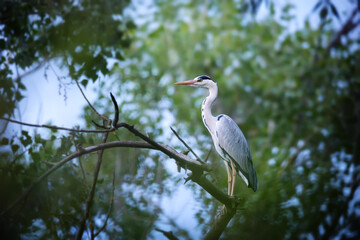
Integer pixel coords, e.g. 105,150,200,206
175,75,258,195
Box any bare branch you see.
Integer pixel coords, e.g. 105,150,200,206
326,8,360,51
170,126,203,162
78,156,89,191
2,112,237,240
205,147,213,162
16,58,49,80
75,79,108,122
93,171,116,238
110,92,119,127
203,205,238,240
189,172,238,208
0,117,113,133
0,134,223,217
115,122,209,172
77,132,109,240
155,228,179,240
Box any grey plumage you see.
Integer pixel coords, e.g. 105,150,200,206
215,114,258,191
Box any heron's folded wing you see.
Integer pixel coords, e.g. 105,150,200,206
215,115,258,190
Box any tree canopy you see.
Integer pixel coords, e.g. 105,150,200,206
1,0,359,239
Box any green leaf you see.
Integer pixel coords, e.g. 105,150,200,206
18,81,26,90
329,2,340,20
0,39,5,49
31,152,41,162
312,1,322,13
81,79,88,88
320,7,328,20
15,91,24,101
115,51,124,60
0,138,9,145
21,131,32,146
11,144,20,153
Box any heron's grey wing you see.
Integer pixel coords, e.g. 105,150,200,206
215,115,258,191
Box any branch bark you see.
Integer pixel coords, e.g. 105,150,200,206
326,8,360,52
203,206,238,240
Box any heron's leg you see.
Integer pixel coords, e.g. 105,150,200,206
225,161,231,195
230,159,236,196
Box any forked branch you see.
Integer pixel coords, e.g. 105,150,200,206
1,93,240,240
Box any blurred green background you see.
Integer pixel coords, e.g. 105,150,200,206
1,0,359,239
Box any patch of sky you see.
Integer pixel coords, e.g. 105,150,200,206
268,158,276,166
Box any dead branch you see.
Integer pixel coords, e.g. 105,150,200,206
0,117,113,133
155,228,179,240
110,92,119,127
1,93,241,240
0,135,229,218
203,205,238,240
75,79,108,122
115,122,209,172
170,126,203,162
76,132,109,240
326,8,360,52
93,171,116,238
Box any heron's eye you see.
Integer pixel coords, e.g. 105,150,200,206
197,79,203,82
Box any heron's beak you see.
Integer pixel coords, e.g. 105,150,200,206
174,79,196,85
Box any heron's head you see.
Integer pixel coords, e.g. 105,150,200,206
175,75,216,89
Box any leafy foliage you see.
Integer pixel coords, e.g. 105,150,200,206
1,0,359,239
0,0,133,116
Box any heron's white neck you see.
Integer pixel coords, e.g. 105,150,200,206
201,83,218,135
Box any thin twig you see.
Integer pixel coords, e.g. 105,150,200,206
75,79,108,122
110,92,119,127
1,117,113,133
116,123,207,171
77,132,109,240
77,150,89,192
155,228,179,240
205,147,213,162
93,171,116,238
170,126,203,162
15,58,49,80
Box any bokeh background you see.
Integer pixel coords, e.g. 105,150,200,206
1,0,359,239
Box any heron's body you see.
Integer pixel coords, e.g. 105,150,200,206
176,75,258,193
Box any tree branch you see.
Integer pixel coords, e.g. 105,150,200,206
76,132,109,240
2,92,241,239
326,8,360,52
170,126,203,162
203,205,238,240
115,122,210,172
75,79,108,122
93,171,116,238
189,172,238,208
155,228,179,240
0,117,113,133
0,135,230,217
